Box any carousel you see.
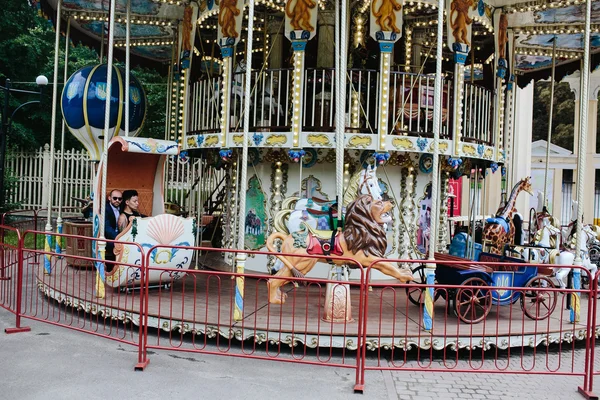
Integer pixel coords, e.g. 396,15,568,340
33,0,600,351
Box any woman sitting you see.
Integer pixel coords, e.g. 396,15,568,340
118,189,143,231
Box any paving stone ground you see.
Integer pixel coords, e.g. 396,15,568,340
1,308,597,400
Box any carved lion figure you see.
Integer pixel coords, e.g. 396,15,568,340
450,0,477,46
265,194,413,304
372,0,402,34
219,0,241,38
285,0,317,32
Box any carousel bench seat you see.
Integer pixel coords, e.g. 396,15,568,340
434,252,493,274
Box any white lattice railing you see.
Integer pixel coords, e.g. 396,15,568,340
5,145,224,216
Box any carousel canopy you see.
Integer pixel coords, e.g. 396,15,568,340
39,0,600,83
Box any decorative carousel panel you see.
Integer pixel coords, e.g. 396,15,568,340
303,133,335,148
427,140,451,155
244,175,267,250
263,133,290,147
108,214,195,288
346,134,374,149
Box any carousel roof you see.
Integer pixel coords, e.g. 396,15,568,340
40,0,600,80
41,0,184,62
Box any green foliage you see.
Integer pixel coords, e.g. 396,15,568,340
1,169,22,213
0,0,167,151
532,82,575,152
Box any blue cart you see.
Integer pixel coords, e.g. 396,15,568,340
407,252,558,324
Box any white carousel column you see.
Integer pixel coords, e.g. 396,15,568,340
234,0,256,322
424,0,445,333
44,0,62,275
571,0,592,325
96,0,117,298
55,17,71,255
323,0,351,324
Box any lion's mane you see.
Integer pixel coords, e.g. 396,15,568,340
343,194,388,258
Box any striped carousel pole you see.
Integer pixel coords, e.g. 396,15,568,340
44,0,62,274
234,0,256,321
571,0,592,324
423,0,445,332
55,17,71,255
96,0,117,298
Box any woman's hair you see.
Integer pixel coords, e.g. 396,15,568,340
120,190,139,212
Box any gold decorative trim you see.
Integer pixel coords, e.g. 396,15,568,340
306,134,331,146
204,135,219,147
462,144,476,156
392,137,414,150
232,134,244,146
265,134,288,146
429,141,449,153
484,147,493,159
348,135,372,148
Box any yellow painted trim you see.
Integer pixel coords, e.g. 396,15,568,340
83,65,102,159
113,66,123,138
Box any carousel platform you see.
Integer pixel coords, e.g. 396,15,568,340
34,259,595,352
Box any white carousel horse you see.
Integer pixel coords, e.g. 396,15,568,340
551,225,597,289
275,165,383,234
523,215,597,289
270,165,383,273
532,216,561,248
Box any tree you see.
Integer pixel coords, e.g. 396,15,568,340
0,0,167,152
531,81,576,152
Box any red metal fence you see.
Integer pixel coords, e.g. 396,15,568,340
1,226,599,398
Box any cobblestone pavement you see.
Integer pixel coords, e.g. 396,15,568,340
0,309,597,400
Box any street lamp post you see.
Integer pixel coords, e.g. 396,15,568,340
0,75,48,208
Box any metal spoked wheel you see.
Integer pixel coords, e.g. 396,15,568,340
521,276,557,320
455,277,492,324
405,265,441,306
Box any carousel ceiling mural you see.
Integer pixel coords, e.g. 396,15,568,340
39,0,600,76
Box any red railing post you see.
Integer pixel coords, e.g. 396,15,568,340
579,270,599,400
353,260,366,393
5,231,31,334
135,245,150,371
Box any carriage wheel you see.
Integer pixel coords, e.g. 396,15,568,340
405,265,441,306
455,277,492,324
521,276,557,320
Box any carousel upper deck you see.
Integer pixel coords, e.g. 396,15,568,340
185,67,498,161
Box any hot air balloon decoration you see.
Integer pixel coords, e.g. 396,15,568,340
61,64,147,161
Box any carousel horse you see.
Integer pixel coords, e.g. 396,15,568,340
482,177,533,254
266,195,413,304
273,164,383,235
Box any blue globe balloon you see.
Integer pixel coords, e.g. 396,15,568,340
61,64,147,161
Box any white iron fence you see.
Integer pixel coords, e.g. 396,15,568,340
5,145,224,217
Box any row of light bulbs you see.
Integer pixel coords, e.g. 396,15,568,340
68,12,173,26
515,48,580,59
514,25,600,35
507,0,587,13
115,40,174,47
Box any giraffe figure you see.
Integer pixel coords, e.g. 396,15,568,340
482,177,533,254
